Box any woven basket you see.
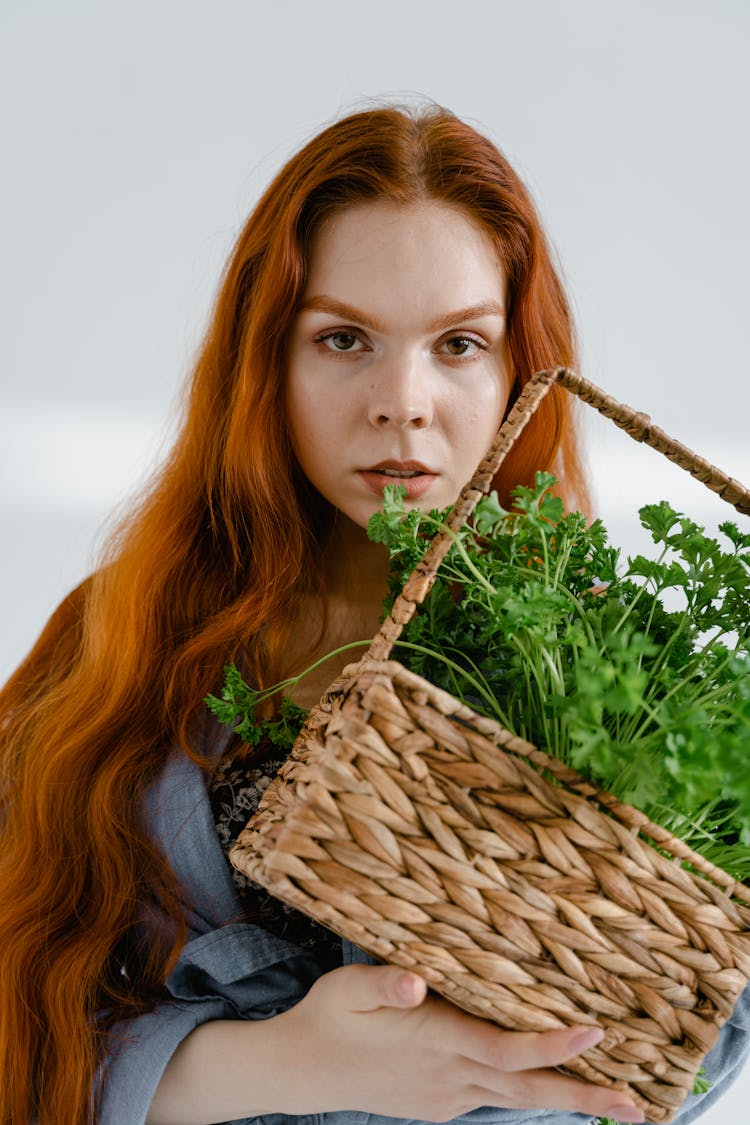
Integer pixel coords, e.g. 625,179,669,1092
231,368,750,1123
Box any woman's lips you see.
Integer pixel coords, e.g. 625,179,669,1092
358,466,438,499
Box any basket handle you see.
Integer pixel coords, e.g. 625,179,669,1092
365,367,750,664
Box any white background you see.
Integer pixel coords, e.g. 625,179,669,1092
1,2,749,1120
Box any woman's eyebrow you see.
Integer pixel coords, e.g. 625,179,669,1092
299,296,505,333
428,301,506,331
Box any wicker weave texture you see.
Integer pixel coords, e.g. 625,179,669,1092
232,661,750,1124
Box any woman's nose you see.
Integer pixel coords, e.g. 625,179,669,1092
367,352,434,430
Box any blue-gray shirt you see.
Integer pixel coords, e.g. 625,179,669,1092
97,749,750,1125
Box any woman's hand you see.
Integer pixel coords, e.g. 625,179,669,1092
147,962,646,1125
274,962,646,1123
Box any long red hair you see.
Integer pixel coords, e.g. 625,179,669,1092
0,104,587,1122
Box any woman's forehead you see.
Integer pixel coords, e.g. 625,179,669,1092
302,200,507,315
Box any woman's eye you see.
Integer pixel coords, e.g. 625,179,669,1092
317,330,365,353
442,335,486,357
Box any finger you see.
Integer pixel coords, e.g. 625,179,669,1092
341,964,428,1013
466,1069,645,1123
461,1021,605,1073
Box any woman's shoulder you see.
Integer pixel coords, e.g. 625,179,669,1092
142,716,231,822
141,724,242,933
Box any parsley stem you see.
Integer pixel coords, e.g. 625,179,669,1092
392,640,511,725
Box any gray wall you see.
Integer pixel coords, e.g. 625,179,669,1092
1,2,749,1118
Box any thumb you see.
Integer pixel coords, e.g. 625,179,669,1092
345,964,428,1013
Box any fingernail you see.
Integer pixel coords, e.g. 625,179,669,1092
604,1104,645,1123
569,1026,605,1052
396,973,417,1003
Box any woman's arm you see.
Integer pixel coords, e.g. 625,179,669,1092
146,962,645,1125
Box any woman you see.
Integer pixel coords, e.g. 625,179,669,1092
1,104,747,1125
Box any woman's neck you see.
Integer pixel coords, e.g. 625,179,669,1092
283,513,393,709
321,512,392,607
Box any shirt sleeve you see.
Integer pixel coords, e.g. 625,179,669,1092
95,923,324,1125
671,981,750,1122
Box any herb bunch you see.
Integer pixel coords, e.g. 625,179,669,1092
207,473,750,878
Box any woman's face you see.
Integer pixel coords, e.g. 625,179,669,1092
286,200,513,531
